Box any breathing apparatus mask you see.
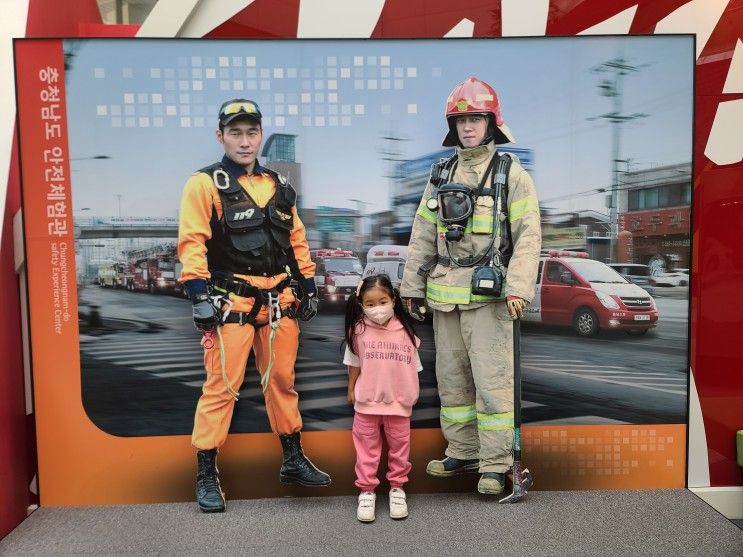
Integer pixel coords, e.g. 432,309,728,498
426,183,473,242
424,154,514,298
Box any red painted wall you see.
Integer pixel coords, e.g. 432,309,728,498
689,0,743,486
0,133,34,539
0,0,105,540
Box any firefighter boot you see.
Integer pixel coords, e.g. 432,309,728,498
279,432,331,486
196,449,226,513
426,456,480,477
477,472,506,495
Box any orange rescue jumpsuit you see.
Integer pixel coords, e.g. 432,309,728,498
178,164,315,450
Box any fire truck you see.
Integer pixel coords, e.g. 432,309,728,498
310,249,363,305
124,243,183,296
97,261,127,288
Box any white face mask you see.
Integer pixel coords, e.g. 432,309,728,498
363,304,394,325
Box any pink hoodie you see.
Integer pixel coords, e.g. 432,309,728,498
349,316,420,417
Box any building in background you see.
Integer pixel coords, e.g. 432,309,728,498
262,133,303,207
541,210,610,261
617,162,691,272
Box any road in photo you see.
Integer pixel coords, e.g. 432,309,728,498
79,286,688,436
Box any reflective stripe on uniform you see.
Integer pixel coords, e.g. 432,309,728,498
477,411,514,431
508,195,539,222
415,203,437,224
427,282,471,304
472,213,493,234
427,281,501,304
441,405,477,423
437,220,473,234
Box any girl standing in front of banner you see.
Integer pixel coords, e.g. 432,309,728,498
344,274,422,522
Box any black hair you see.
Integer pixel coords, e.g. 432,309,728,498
447,112,496,147
343,273,417,356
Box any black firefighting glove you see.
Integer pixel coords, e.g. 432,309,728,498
185,279,218,332
403,297,427,322
297,277,319,322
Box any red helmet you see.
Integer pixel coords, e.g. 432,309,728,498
442,76,515,147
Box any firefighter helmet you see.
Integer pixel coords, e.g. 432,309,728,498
442,77,515,147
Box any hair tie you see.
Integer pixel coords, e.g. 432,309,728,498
356,281,364,298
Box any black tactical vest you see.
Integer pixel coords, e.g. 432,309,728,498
200,163,297,277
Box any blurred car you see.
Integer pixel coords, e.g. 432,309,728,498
651,269,689,287
523,251,658,337
607,263,655,295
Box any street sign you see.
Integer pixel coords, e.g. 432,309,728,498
542,225,588,249
316,206,356,232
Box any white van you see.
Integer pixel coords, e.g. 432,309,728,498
362,245,408,288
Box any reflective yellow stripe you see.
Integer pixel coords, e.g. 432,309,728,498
427,282,471,304
472,213,493,234
441,405,477,423
416,197,437,224
437,220,473,234
509,195,539,222
427,281,501,304
477,412,514,431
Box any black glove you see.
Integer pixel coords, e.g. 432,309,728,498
297,277,319,322
403,297,427,322
185,279,218,332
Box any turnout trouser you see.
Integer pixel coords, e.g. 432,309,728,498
192,292,302,450
433,302,514,473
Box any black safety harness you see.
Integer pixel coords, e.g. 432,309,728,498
200,162,303,328
209,273,296,328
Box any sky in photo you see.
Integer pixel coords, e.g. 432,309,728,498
64,36,693,219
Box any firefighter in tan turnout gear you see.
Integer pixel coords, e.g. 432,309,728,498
400,77,541,495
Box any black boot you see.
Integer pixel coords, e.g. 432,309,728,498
279,432,331,486
196,449,226,513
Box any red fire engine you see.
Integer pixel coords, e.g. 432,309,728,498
124,243,183,295
309,249,363,305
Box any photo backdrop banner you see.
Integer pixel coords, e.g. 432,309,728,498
15,36,692,505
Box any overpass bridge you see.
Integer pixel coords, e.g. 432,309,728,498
75,216,178,239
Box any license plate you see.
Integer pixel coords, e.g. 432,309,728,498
634,314,650,321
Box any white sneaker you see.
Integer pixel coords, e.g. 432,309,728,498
389,488,408,519
357,491,376,522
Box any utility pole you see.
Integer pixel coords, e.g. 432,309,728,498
379,132,410,244
588,57,647,262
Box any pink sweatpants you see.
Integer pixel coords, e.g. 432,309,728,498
352,412,411,492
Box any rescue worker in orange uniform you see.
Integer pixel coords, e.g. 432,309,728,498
178,99,331,513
